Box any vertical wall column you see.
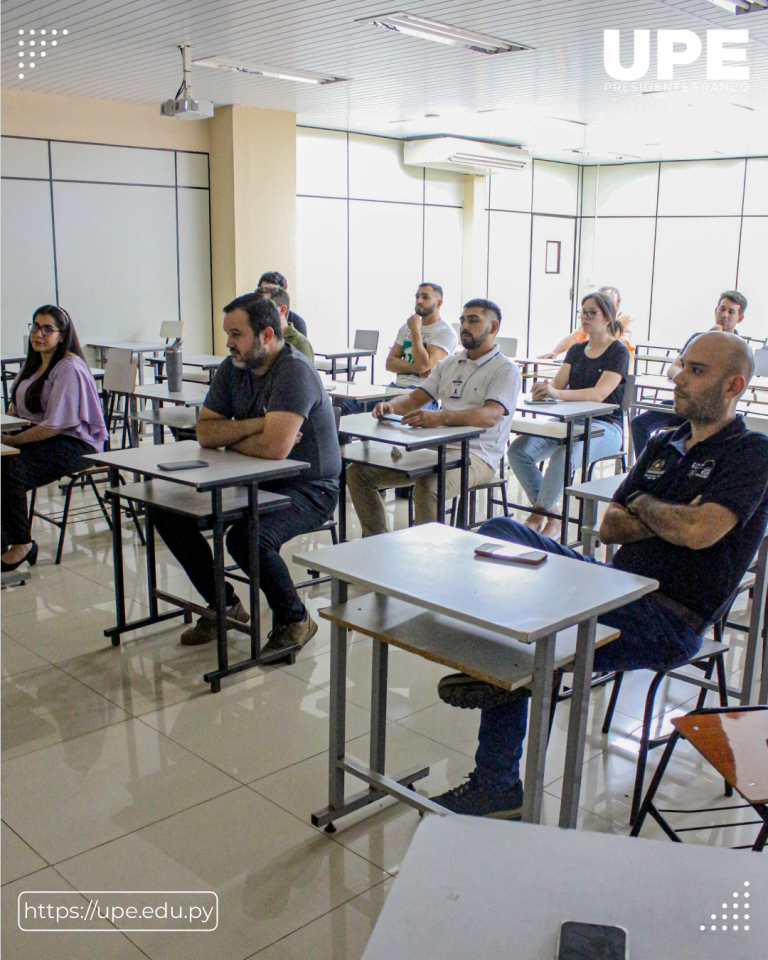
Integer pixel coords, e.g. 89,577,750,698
209,104,297,353
461,174,488,304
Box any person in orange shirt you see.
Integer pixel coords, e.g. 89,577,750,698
539,285,634,359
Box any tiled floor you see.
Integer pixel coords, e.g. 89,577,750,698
1,469,762,959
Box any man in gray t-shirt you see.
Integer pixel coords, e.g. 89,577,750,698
153,294,340,656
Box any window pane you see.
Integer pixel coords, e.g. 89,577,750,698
744,158,768,216
650,217,741,348
592,163,659,217
532,160,578,216
1,136,49,179
296,197,347,351
424,206,463,328
736,218,768,339
51,142,175,186
487,212,531,355
349,134,423,204
658,159,745,217
297,127,347,199
349,200,423,364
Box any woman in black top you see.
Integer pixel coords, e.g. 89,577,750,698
509,292,630,539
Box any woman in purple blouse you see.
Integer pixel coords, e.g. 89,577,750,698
1,305,107,571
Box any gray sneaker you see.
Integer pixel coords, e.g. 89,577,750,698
262,611,317,655
180,600,249,646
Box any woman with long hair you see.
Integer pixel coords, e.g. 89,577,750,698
1,305,107,570
509,291,630,540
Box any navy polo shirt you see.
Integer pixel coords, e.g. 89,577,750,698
611,417,768,622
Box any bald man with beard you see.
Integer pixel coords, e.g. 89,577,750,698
431,333,768,819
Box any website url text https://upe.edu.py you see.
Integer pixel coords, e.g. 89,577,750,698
18,891,218,932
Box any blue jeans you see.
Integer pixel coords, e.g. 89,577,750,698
154,483,338,625
508,421,623,512
473,519,704,788
630,404,685,458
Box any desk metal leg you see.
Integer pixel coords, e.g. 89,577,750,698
559,615,598,829
145,505,159,619
437,444,447,524
743,537,768,705
522,632,556,824
151,399,164,444
370,354,375,385
577,416,594,540
248,482,261,660
457,439,470,530
580,498,598,559
211,490,228,693
561,424,573,545
109,467,126,643
339,458,348,542
311,580,433,831
370,637,388,775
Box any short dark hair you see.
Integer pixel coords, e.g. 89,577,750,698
719,290,747,314
464,298,502,326
259,283,290,310
419,281,444,299
581,291,621,338
223,293,283,340
257,271,288,290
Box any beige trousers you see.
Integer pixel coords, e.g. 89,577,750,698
346,452,498,537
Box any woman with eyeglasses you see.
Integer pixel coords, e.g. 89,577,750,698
1,305,107,571
508,292,629,540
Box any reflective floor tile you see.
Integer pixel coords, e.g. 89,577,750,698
1,820,47,885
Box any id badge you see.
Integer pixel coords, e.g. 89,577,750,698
450,379,463,399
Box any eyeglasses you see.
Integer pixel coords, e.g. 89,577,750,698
580,310,601,319
29,321,59,337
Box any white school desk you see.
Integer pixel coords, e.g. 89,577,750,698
361,815,767,960
294,523,656,829
87,340,166,385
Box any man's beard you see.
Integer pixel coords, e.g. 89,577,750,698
231,342,268,370
674,381,728,424
415,302,432,316
460,330,488,351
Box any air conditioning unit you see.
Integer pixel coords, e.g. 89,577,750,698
404,137,531,174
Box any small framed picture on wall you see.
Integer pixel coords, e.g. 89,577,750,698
545,240,561,274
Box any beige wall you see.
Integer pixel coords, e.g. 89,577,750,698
1,87,211,152
209,104,296,353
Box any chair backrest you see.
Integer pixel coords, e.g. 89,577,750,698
103,347,138,394
160,321,184,341
496,336,518,358
753,347,768,378
744,334,767,351
353,329,379,352
621,373,636,413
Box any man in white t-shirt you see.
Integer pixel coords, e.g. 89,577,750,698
347,299,521,536
386,283,457,389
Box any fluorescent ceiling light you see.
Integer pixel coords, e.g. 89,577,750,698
193,56,344,85
704,0,760,11
356,12,532,55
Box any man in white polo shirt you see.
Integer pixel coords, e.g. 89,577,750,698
347,299,521,536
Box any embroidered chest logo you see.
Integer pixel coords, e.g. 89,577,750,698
644,457,667,480
689,459,715,480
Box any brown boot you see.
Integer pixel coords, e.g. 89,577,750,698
180,601,249,646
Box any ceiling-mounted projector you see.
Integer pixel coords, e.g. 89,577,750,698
160,44,213,120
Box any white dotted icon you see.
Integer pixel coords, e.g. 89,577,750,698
16,27,68,78
702,881,753,932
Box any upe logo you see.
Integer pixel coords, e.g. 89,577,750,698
604,29,749,80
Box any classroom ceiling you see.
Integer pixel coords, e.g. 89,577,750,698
2,0,768,163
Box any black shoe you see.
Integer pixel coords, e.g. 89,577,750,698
430,772,524,819
1,541,38,573
438,672,530,710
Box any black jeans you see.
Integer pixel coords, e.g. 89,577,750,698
153,482,338,625
2,436,93,550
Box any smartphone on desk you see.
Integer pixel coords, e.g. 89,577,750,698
524,397,559,405
378,413,403,423
474,543,548,566
157,459,209,471
557,921,628,959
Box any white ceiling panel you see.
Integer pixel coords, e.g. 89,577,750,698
2,0,768,163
